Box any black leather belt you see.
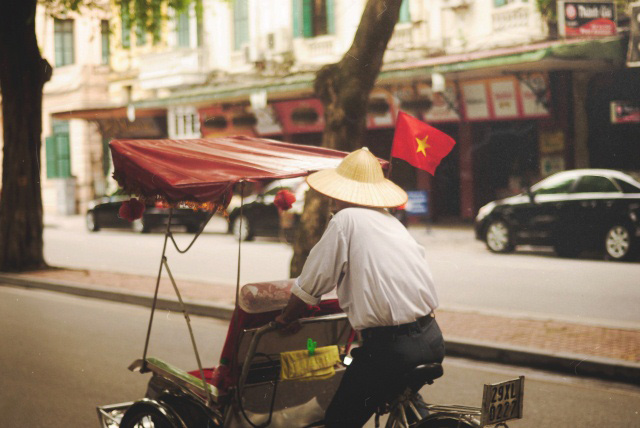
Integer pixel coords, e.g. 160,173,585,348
361,313,434,341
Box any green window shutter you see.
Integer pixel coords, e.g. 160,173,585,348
101,20,110,65
293,0,303,38
233,0,249,50
45,136,59,179
399,0,410,23
136,24,147,46
55,134,71,178
326,0,335,34
302,0,313,38
494,0,506,7
121,3,131,49
177,11,190,47
152,7,162,44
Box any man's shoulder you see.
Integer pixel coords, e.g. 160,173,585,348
333,207,389,224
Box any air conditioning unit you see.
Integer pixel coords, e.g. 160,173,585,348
266,28,293,54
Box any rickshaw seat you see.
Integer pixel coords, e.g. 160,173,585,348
406,363,444,390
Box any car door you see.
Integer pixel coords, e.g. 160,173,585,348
568,174,622,246
511,173,577,245
95,196,129,228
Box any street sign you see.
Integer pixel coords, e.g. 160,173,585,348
406,190,429,216
558,1,617,38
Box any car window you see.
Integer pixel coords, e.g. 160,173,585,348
533,175,575,195
614,178,640,193
572,175,619,193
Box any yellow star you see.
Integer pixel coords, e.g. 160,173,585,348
416,135,430,157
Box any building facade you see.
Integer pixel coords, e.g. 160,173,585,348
17,0,639,219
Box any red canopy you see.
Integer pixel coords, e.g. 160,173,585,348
110,136,361,205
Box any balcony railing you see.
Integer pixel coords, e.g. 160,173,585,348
492,5,531,32
138,47,208,89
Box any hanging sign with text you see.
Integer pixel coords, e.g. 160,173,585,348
558,1,617,37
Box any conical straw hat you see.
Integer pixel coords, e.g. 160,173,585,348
306,148,408,208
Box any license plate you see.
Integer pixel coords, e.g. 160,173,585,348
480,376,524,426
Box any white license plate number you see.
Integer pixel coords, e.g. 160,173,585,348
481,376,524,425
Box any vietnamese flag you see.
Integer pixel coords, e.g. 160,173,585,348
391,111,456,175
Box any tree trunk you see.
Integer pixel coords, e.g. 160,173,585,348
0,1,52,271
290,0,402,276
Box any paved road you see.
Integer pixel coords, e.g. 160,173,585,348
44,215,640,328
2,287,639,427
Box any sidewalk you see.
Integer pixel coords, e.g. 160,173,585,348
1,267,639,385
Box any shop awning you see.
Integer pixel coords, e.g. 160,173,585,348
51,106,166,121
110,136,356,205
384,35,626,80
132,36,626,109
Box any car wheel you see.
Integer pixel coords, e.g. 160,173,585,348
85,211,99,232
604,223,637,261
132,218,149,233
485,220,514,253
232,215,253,241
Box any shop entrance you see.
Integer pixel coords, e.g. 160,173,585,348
473,121,539,209
430,124,460,221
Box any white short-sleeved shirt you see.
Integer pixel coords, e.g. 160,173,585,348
292,207,439,330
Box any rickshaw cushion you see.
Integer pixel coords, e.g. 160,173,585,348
239,279,338,314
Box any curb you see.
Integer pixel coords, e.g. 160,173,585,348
0,274,235,321
2,273,639,385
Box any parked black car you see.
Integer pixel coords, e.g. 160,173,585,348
474,169,640,261
227,178,306,241
86,195,210,233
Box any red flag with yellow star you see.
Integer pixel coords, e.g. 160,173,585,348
391,111,456,175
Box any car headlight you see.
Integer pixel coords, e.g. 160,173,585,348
476,202,495,222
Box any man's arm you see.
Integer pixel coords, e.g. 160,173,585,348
274,293,307,332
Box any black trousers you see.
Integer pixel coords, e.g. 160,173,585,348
324,316,445,428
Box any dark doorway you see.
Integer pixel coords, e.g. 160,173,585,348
473,121,539,208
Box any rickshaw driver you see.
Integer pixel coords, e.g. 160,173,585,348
275,148,445,427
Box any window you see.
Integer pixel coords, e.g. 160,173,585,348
46,121,71,179
101,20,110,65
233,0,249,50
573,176,619,193
177,10,190,47
169,106,200,138
399,0,411,23
54,19,74,67
293,0,335,38
614,178,640,193
152,7,162,44
533,174,575,195
121,2,131,48
136,23,147,46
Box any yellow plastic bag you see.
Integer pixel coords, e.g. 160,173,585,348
280,345,340,381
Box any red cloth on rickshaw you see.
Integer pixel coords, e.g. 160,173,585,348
110,137,362,205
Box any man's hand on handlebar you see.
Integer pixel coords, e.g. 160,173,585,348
274,314,302,334
275,293,308,334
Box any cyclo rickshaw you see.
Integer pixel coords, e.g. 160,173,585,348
97,136,525,428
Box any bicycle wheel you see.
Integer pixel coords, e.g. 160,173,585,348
415,415,478,427
119,401,180,428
